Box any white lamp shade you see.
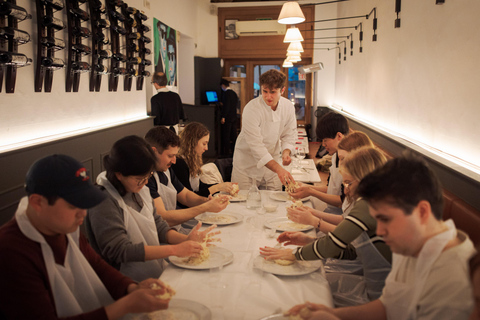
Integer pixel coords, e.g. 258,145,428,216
283,27,304,43
287,52,301,59
278,1,305,25
283,59,294,68
287,41,304,53
286,54,301,62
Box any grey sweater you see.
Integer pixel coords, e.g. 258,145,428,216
85,187,171,270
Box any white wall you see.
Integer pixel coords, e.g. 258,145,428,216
0,0,207,151
194,0,219,58
312,2,338,107
332,0,480,169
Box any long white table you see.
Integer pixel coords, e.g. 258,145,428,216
285,159,321,184
159,191,333,319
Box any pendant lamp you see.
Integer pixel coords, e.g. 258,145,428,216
283,27,304,43
287,41,304,53
278,1,305,25
283,59,294,68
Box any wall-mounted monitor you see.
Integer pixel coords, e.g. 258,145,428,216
205,90,219,103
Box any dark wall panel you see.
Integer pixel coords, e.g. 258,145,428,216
194,57,223,105
183,104,220,159
0,118,154,226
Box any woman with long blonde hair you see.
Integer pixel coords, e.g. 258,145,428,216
173,122,236,197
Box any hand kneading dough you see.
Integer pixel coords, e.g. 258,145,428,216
230,184,239,196
274,259,295,266
285,181,300,193
287,200,304,220
151,282,176,300
184,241,210,265
287,306,312,319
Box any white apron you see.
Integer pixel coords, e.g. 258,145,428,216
381,219,457,320
250,115,282,187
326,232,391,307
323,153,343,215
154,171,177,211
154,170,190,234
189,174,200,193
15,197,114,317
97,173,165,282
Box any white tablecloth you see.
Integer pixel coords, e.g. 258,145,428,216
286,159,321,184
297,128,307,137
159,191,333,319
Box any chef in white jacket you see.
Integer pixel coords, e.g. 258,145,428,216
232,69,297,190
285,156,475,320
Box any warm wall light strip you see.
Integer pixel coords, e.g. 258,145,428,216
0,115,151,154
330,105,480,182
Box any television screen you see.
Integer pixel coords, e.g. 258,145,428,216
206,91,218,103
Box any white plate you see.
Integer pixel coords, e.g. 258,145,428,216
169,247,234,270
195,212,243,226
215,190,247,202
143,298,211,320
259,314,288,320
253,255,323,276
228,193,247,202
269,191,309,202
264,217,313,232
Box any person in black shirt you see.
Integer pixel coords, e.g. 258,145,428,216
151,72,186,134
219,79,239,157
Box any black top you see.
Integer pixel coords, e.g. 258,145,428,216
220,89,238,123
171,158,214,197
146,168,185,200
150,91,186,126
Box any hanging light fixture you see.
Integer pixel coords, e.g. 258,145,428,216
283,27,304,43
287,41,304,53
283,59,294,68
286,52,302,62
278,1,305,25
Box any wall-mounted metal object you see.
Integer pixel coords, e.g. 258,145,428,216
1,0,32,93
65,0,91,92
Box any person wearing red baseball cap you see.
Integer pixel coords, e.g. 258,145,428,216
0,154,173,319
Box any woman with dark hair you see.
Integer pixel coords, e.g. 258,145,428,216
172,122,237,196
86,135,217,282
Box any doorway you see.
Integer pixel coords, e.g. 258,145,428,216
224,59,311,126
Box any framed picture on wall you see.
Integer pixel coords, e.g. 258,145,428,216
225,19,238,40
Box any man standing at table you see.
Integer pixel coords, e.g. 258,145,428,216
220,78,239,158
0,154,171,319
286,156,475,320
232,69,296,190
151,72,186,134
145,127,229,230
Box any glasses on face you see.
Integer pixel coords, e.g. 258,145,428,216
135,172,154,186
342,180,356,189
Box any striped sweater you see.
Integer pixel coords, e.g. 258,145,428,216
294,199,392,263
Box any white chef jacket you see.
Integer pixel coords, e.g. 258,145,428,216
233,95,297,181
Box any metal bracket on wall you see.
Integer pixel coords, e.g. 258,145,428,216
106,0,125,92
0,15,5,92
1,0,32,93
34,0,65,92
66,0,91,92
